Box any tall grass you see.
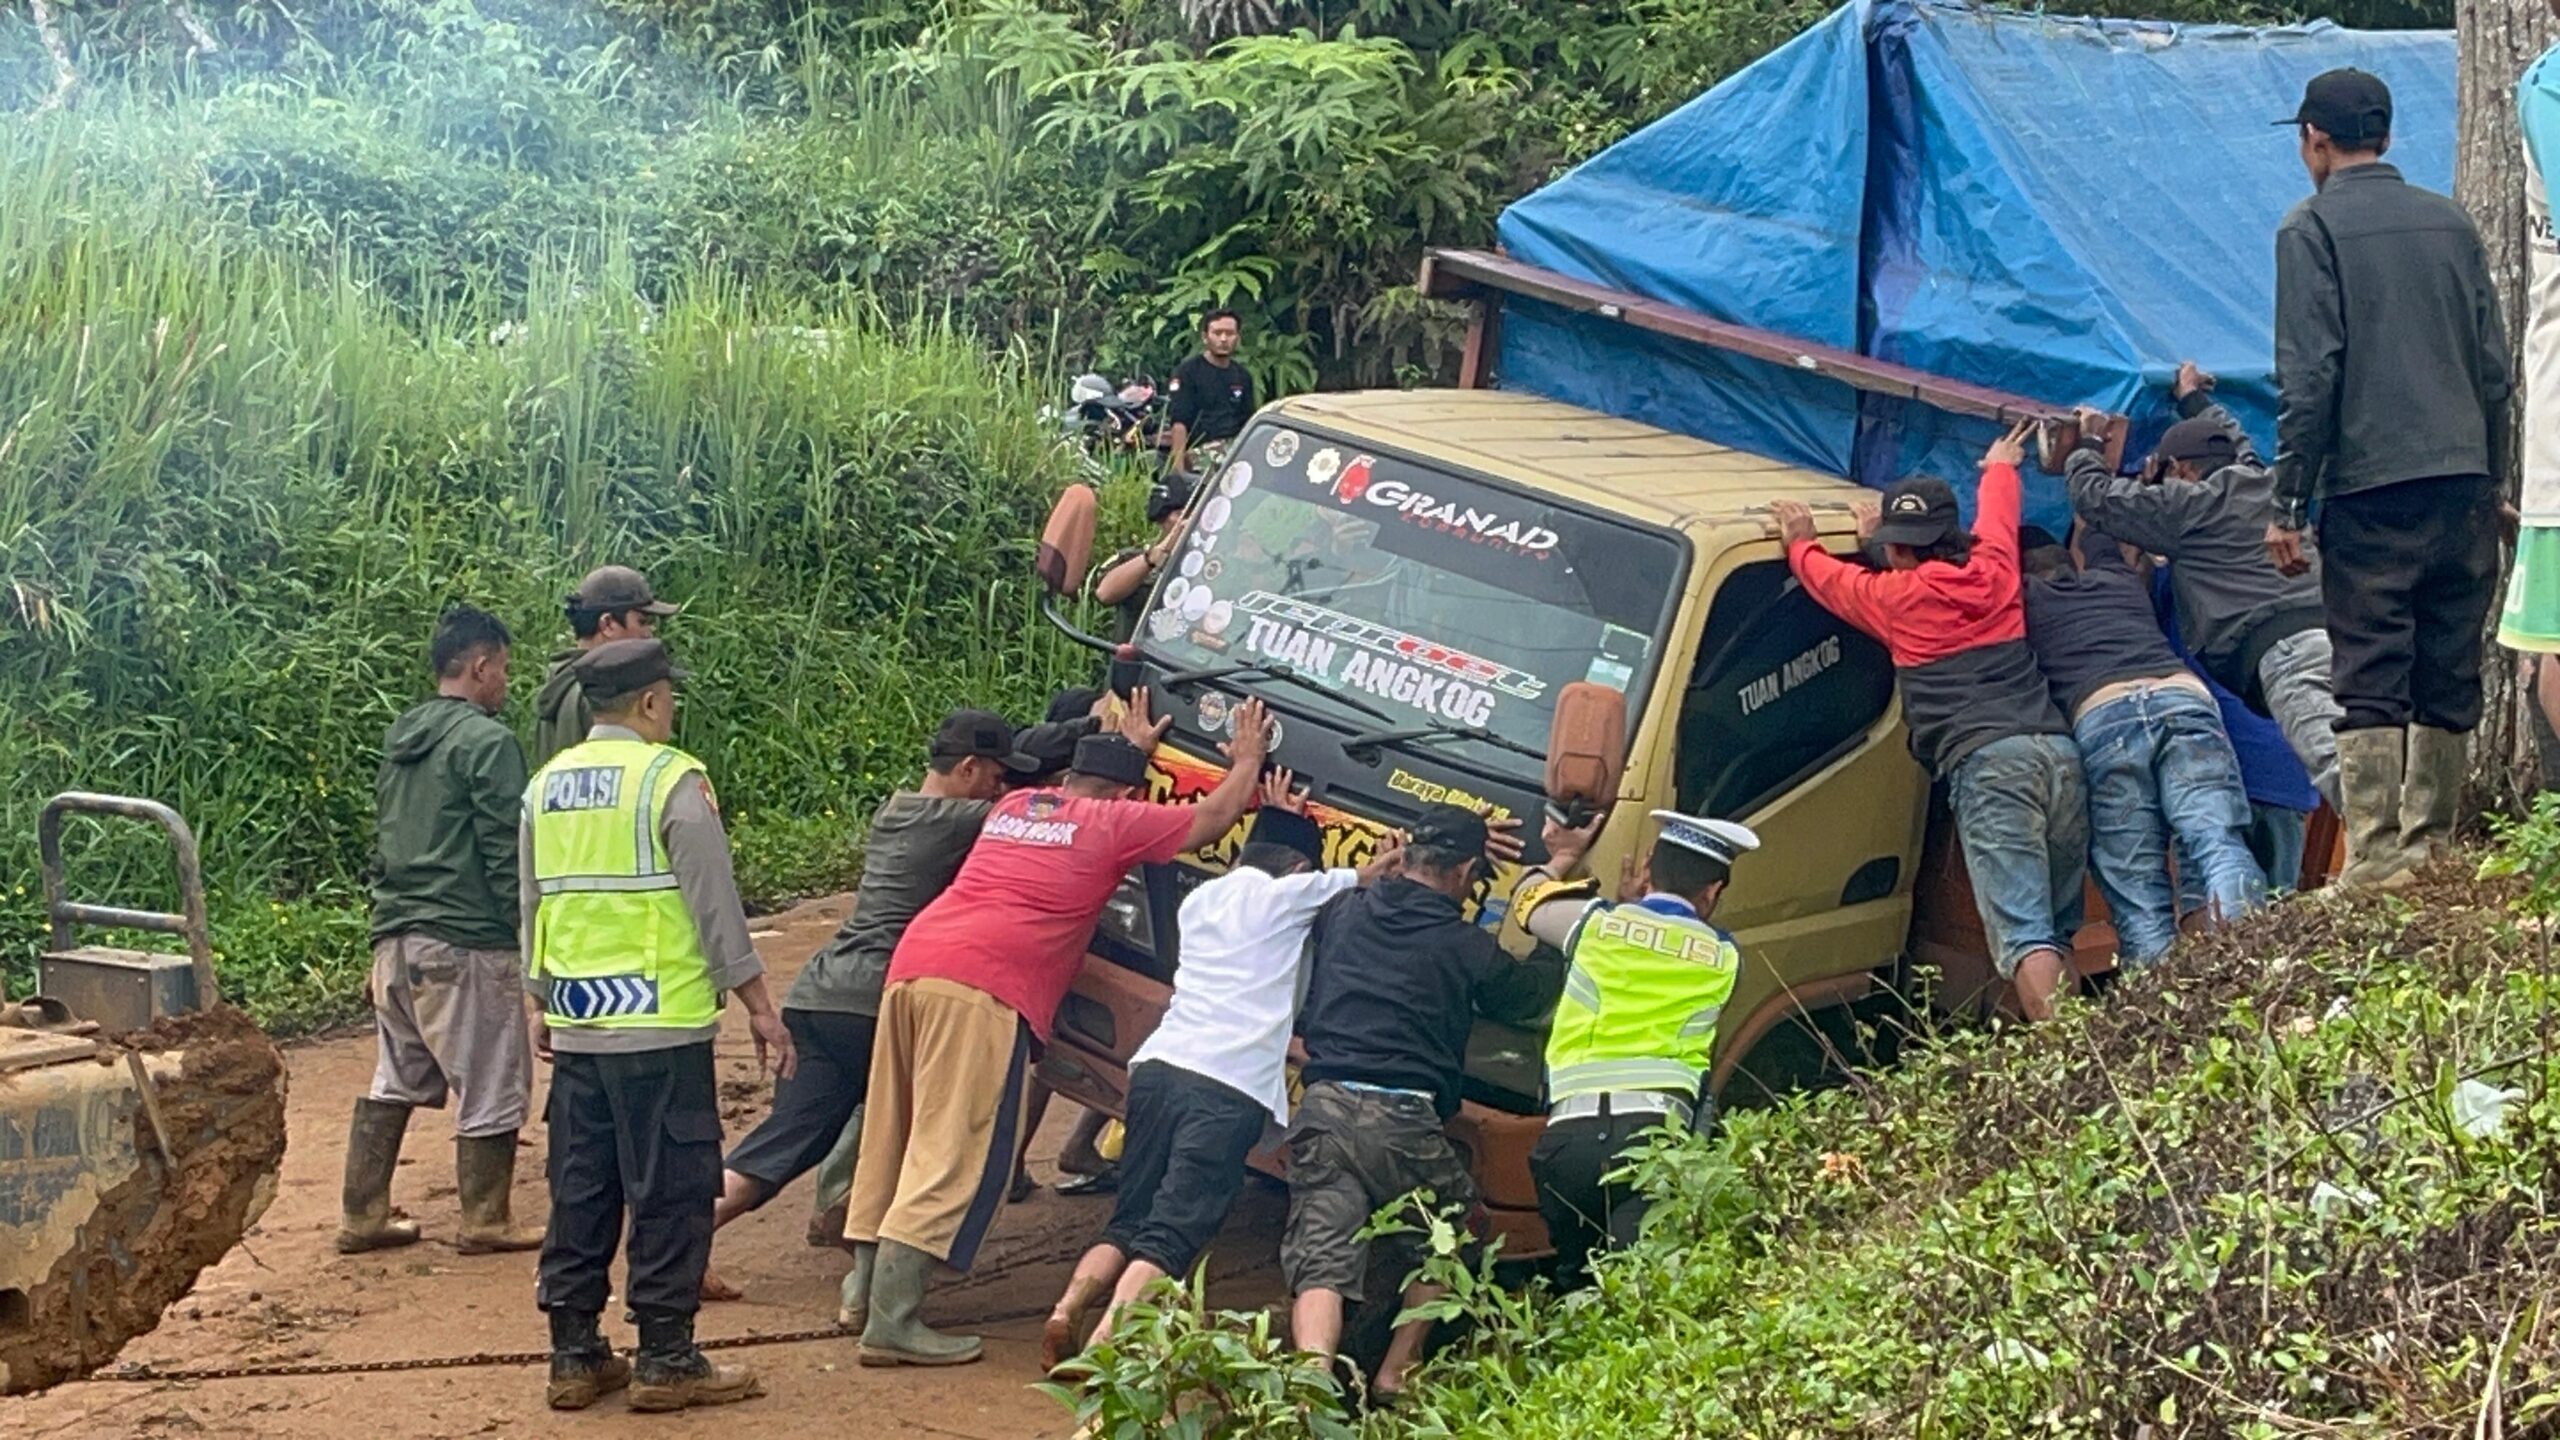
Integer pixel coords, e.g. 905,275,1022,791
0,115,1088,1030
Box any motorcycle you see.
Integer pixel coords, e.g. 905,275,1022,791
1051,371,1165,461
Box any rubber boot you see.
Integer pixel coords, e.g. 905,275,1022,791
627,1312,764,1412
2399,725,2468,869
336,1098,423,1254
835,1242,877,1329
454,1132,544,1255
544,1310,630,1411
2335,727,2417,890
858,1240,982,1367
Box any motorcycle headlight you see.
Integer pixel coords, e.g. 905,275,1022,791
1097,873,1153,952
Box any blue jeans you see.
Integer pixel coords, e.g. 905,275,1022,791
2075,684,2266,964
1949,733,2090,979
2181,804,2309,908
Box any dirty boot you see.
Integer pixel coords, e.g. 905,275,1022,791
454,1132,544,1255
627,1312,764,1412
336,1098,422,1254
544,1309,630,1410
858,1240,982,1367
835,1242,877,1329
2335,727,2416,890
2399,725,2468,868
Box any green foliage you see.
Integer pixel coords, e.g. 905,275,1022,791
1041,1267,1360,1438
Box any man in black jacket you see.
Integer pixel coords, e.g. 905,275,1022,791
2269,68,2511,887
1283,803,1550,1402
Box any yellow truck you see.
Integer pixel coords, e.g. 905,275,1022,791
1025,251,2334,1261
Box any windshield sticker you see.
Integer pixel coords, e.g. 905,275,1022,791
1234,598,1504,728
1161,576,1191,612
1198,496,1233,534
1237,592,1547,700
1180,584,1215,623
1305,447,1342,489
1203,599,1235,636
1265,430,1300,468
1585,657,1634,692
1219,461,1254,497
1179,549,1205,579
1149,609,1185,641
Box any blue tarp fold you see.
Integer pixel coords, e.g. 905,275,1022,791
1495,0,2456,529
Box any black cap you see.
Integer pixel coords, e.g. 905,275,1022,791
2278,68,2392,147
2158,416,2240,467
1249,807,1325,868
572,638,685,708
1871,476,1960,549
1069,733,1153,788
569,565,681,618
1013,717,1098,779
930,708,1040,775
1408,803,1490,858
1146,470,1199,524
1045,686,1106,724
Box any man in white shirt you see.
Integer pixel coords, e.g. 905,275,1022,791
1040,774,1399,1371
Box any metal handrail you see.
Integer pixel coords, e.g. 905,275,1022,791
37,791,218,1011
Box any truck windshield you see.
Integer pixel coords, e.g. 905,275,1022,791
1137,421,1682,771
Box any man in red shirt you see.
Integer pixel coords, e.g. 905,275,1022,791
840,697,1272,1367
1770,423,2088,1021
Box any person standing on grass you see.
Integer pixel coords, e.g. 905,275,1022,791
340,605,544,1258
524,639,797,1413
1043,775,1404,1371
2506,21,2560,752
2019,525,2265,964
839,704,1271,1369
1282,803,1552,1405
2269,68,2511,887
1771,424,2087,1022
696,709,1042,1304
1513,808,1754,1288
531,565,681,769
2068,365,2342,811
1164,309,1256,475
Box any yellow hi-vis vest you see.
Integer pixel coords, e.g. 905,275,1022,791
1543,900,1741,1105
526,737,720,1031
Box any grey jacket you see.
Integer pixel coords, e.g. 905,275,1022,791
2066,397,2325,703
2272,162,2510,529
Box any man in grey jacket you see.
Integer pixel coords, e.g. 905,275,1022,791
2268,68,2511,887
2070,365,2342,809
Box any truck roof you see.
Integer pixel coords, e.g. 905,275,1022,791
1267,388,1869,537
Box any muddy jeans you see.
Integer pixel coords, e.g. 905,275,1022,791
1948,733,2090,979
2075,684,2265,964
367,933,533,1138
2258,630,2344,812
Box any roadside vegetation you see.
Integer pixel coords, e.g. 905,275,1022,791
0,0,2466,1032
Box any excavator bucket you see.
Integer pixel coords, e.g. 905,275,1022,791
0,793,291,1394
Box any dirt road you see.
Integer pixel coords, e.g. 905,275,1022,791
5,897,1290,1439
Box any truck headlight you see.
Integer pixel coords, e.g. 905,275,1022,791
1097,873,1153,952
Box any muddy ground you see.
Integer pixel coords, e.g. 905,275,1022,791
4,896,1290,1439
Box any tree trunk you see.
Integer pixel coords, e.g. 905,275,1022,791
2457,0,2560,808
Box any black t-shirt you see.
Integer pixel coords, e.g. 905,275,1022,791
1166,353,1257,448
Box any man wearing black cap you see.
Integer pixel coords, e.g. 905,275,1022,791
840,698,1271,1367
521,638,796,1413
1043,771,1404,1369
1772,424,2087,1022
2018,525,2264,964
532,565,683,769
2069,364,2341,810
1089,472,1199,643
1282,800,1547,1401
2270,67,2510,888
1509,807,1758,1286
696,707,1039,1302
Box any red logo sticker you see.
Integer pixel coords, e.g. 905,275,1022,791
1337,454,1375,503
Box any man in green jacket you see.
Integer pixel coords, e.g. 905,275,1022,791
342,605,544,1256
531,566,682,769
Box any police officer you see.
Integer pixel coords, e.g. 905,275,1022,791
521,639,797,1412
1511,808,1759,1286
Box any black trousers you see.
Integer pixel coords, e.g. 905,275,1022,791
538,1042,724,1322
1101,1061,1270,1277
1531,1100,1709,1287
721,1008,875,1199
2318,473,2501,733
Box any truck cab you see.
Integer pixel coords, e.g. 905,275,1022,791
1034,386,1951,1256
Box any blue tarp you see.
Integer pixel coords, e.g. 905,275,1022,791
1494,0,2457,530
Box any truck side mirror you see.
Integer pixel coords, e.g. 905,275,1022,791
1037,485,1099,597
1545,682,1628,826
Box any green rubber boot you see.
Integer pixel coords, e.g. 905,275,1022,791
857,1240,981,1367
